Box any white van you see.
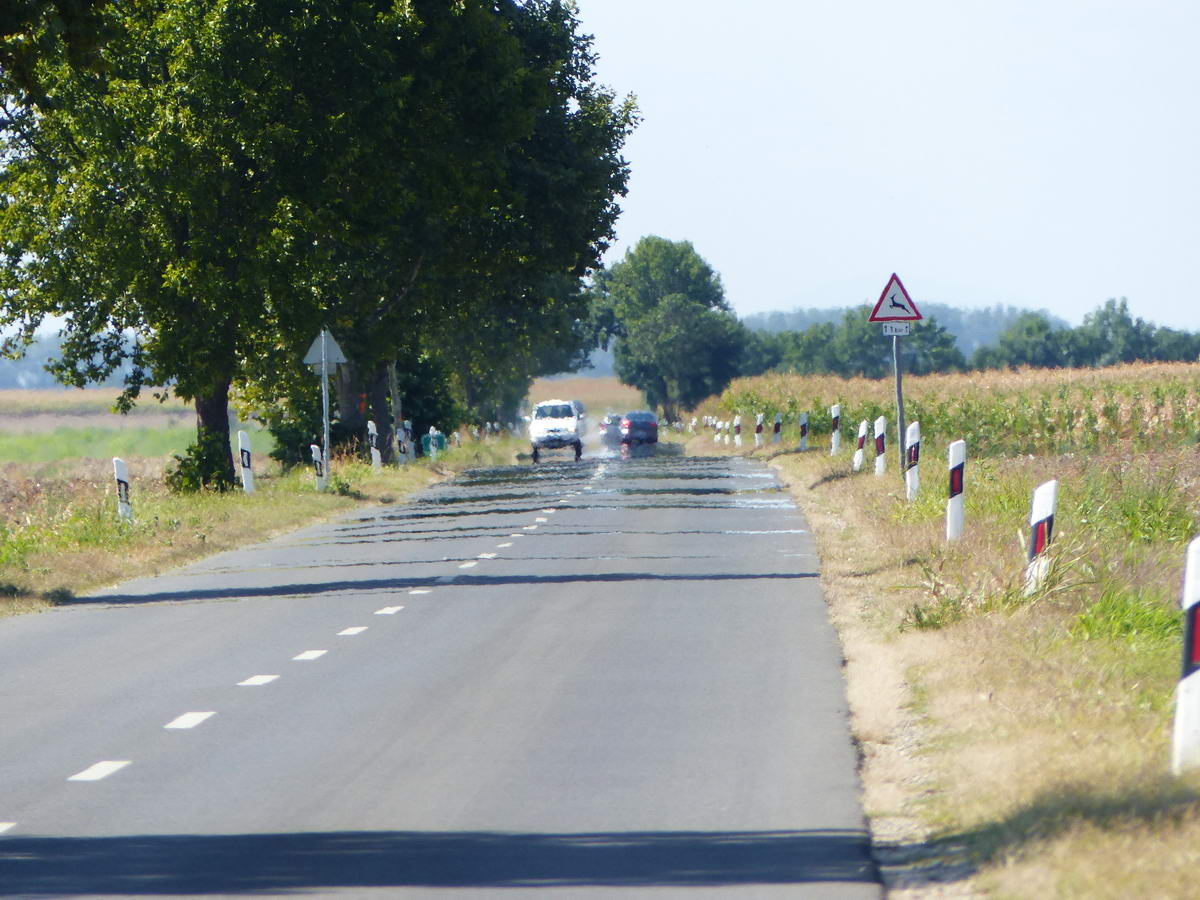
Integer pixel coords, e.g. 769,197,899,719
529,399,584,462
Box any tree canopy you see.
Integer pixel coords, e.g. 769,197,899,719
590,236,746,418
1,0,635,483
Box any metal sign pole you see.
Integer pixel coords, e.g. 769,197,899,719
893,334,906,477
320,331,331,484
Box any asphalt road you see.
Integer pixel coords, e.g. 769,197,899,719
0,447,880,898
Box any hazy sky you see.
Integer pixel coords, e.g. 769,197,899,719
576,1,1200,330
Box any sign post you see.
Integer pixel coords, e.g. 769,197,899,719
869,274,923,479
303,329,347,490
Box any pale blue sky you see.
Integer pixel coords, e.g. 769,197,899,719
578,0,1200,330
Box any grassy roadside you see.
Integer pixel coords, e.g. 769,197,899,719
0,438,522,617
689,424,1200,898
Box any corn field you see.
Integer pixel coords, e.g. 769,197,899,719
717,362,1200,457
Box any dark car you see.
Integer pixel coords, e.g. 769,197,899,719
598,413,623,447
620,410,659,445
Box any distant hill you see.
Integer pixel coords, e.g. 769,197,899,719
742,303,1072,357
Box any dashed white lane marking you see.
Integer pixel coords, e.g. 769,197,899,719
523,525,538,530
68,761,131,782
165,712,215,730
478,553,497,559
408,589,431,595
558,499,568,504
497,542,512,548
541,509,556,514
375,606,404,615
293,650,327,661
0,822,14,834
338,627,368,636
459,561,478,569
509,534,525,538
238,675,279,686
535,517,548,523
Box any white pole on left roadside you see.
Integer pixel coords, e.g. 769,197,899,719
113,457,132,522
237,430,255,494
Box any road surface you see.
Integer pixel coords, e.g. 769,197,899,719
0,450,879,898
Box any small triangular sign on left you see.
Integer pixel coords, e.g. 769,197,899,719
869,274,923,322
303,329,348,366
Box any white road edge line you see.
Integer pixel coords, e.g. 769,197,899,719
68,761,131,782
338,627,368,636
165,711,215,730
238,675,279,686
0,822,14,835
509,534,526,538
375,606,404,615
293,650,327,661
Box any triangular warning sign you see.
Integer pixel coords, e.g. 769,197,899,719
869,274,923,322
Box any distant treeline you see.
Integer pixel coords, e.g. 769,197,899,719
740,298,1200,378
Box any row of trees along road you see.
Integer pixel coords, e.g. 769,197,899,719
0,0,636,486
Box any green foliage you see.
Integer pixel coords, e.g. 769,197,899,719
165,431,238,493
1,0,635,485
1073,585,1181,643
590,237,747,417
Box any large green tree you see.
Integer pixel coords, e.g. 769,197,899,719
1,0,634,480
590,236,745,419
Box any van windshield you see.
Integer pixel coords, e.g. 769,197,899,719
535,404,575,419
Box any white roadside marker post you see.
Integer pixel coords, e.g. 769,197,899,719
754,413,764,448
367,421,382,472
237,430,255,494
798,412,809,452
830,404,841,455
852,420,868,472
310,443,327,492
689,417,697,434
1172,537,1200,775
904,421,921,501
873,416,887,476
773,412,782,444
1024,480,1059,595
112,457,132,523
733,415,743,448
946,440,966,541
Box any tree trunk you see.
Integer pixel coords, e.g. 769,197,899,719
367,365,396,464
194,381,236,488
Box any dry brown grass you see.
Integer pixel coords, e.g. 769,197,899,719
689,417,1200,898
0,438,523,616
0,386,190,416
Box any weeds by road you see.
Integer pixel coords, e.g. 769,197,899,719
0,439,522,617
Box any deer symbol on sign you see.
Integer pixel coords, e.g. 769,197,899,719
888,293,909,313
